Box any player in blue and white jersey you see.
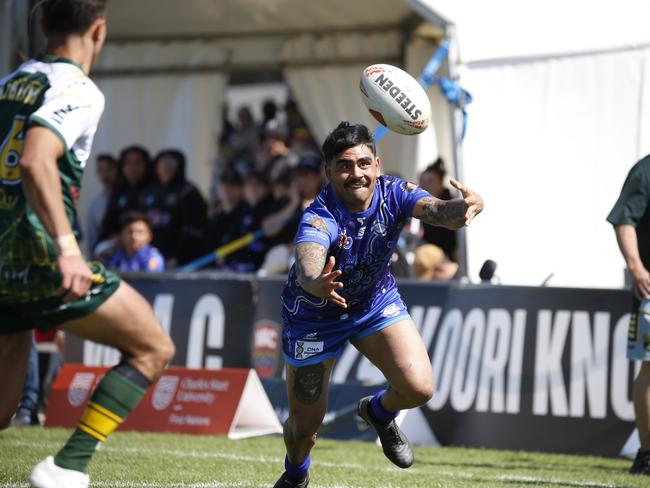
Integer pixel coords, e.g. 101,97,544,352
273,122,484,487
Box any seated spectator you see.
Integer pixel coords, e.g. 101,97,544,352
413,244,459,281
285,99,318,155
263,154,324,248
419,158,458,261
99,145,153,242
244,170,277,269
104,212,165,272
205,168,256,272
141,149,208,268
260,123,298,182
85,153,118,257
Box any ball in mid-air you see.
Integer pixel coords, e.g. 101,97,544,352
360,64,430,136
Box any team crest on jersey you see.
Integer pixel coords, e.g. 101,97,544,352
338,230,353,249
68,372,96,407
152,375,179,411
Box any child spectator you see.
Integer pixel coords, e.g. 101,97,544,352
104,212,165,272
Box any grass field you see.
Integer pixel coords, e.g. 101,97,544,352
0,426,647,488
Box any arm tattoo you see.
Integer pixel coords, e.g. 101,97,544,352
416,197,466,229
292,363,325,405
295,242,327,285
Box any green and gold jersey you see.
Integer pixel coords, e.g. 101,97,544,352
0,55,104,300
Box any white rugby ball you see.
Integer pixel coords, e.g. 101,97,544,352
360,64,430,136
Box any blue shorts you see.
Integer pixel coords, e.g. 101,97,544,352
282,287,410,367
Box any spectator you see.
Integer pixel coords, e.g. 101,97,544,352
230,106,258,173
263,154,324,248
140,149,207,268
205,168,256,271
260,123,298,182
104,212,164,272
285,99,318,155
413,244,459,281
419,158,458,261
99,145,153,242
84,153,118,257
260,98,280,135
244,171,277,269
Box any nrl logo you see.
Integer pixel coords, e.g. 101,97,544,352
68,372,96,407
152,375,180,411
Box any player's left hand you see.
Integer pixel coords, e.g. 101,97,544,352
450,179,484,226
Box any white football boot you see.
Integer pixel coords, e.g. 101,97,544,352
28,456,89,488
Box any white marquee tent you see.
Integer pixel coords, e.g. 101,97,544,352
5,0,650,288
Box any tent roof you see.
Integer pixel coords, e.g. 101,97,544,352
106,0,419,41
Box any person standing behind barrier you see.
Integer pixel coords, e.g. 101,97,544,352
84,153,117,257
0,2,175,486
608,154,650,475
99,145,153,241
273,122,483,487
140,149,207,268
418,158,458,261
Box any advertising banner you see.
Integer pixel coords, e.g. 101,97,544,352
46,365,282,438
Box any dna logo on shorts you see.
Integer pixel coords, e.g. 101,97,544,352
152,375,180,411
295,340,324,359
68,372,96,407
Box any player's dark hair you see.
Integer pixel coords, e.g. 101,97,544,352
41,0,108,35
424,157,446,178
322,122,376,164
119,211,151,232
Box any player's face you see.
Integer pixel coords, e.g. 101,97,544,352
326,144,380,212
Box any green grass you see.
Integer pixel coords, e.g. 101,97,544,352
0,426,647,487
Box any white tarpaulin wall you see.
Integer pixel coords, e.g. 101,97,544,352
461,47,650,288
407,0,650,287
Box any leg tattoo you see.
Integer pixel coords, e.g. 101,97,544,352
293,363,325,405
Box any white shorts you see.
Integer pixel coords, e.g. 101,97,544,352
628,298,650,361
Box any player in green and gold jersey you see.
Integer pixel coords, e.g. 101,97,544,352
0,2,175,487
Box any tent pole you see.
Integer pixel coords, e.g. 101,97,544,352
444,26,469,280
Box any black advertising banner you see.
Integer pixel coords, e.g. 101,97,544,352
65,273,255,369
65,272,638,456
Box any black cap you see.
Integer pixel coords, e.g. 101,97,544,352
296,154,322,173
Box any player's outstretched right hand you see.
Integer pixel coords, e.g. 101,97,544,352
57,255,93,302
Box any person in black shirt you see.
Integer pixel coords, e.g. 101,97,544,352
140,149,207,267
418,158,458,261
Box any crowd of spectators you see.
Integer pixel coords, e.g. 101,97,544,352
80,97,461,280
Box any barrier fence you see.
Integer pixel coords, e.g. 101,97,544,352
65,272,637,456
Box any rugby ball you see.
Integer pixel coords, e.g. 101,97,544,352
360,64,430,136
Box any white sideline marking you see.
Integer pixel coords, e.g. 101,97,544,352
4,440,622,488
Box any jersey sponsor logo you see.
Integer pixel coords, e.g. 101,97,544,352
0,78,43,105
295,340,324,360
152,375,180,411
52,104,83,124
372,221,388,236
381,303,402,318
68,372,96,407
307,216,328,232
